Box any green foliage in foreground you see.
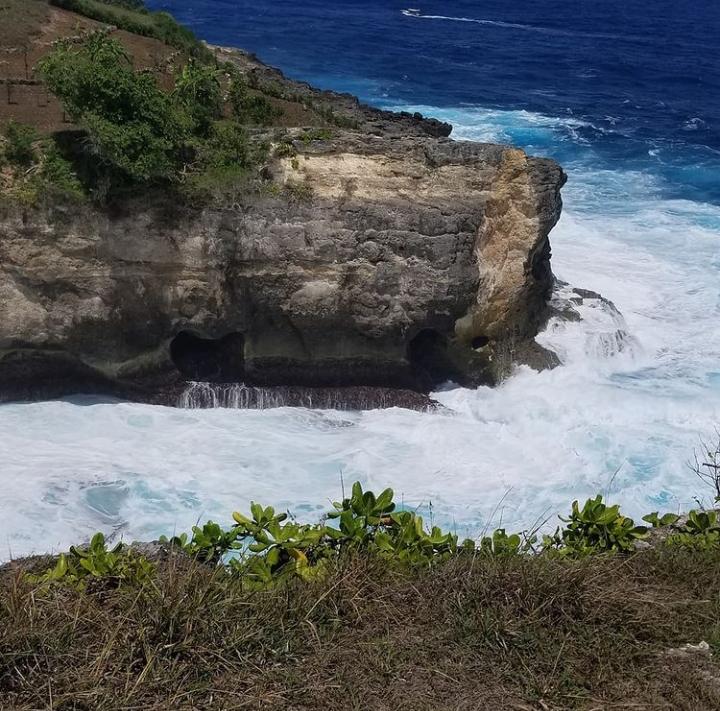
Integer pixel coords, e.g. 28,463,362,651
543,494,648,555
28,533,155,588
28,483,720,592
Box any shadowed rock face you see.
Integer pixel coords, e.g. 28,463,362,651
0,133,565,407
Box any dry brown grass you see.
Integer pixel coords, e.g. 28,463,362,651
0,0,49,49
2,548,720,710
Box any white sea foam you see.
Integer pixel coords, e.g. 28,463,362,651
1,105,719,559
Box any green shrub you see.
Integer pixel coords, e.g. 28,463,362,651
543,495,647,556
160,521,241,564
479,528,534,556
28,532,154,589
173,60,222,136
642,511,681,527
36,486,720,593
664,509,720,550
229,76,283,126
202,120,251,168
38,34,187,187
682,509,719,534
2,120,38,167
36,33,270,201
156,483,482,587
38,142,85,199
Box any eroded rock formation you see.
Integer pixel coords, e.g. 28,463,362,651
0,133,565,407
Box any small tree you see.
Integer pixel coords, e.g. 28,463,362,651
228,74,281,126
173,60,222,137
37,33,187,185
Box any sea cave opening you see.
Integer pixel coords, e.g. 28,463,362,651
407,328,459,389
170,331,245,382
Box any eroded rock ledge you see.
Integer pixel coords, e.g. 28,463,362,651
0,121,565,409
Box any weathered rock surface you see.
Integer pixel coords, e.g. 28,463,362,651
0,130,565,406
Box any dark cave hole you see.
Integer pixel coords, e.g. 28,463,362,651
471,335,490,349
170,331,245,382
407,328,458,388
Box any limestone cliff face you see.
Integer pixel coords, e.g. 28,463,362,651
0,133,565,405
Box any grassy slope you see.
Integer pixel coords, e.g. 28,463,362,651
3,549,720,710
0,0,330,134
0,0,49,48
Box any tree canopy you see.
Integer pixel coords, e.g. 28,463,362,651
38,33,189,184
36,33,254,198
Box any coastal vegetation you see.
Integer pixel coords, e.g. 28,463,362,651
48,0,213,60
4,479,720,709
6,435,720,708
26,31,274,201
0,0,352,206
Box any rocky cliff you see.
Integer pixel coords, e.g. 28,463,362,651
0,128,565,406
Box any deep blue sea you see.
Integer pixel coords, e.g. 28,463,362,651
148,0,720,204
2,1,719,556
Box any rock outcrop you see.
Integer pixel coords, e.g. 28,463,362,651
0,130,565,406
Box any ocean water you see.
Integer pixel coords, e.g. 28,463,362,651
2,0,719,556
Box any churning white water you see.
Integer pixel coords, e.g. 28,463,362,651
1,107,719,558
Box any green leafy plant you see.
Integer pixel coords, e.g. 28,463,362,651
28,533,154,589
160,520,241,564
682,509,719,535
663,509,720,550
229,75,282,126
327,482,395,542
544,495,647,556
38,142,85,199
173,60,222,136
230,503,329,586
2,120,38,167
32,486,720,595
479,528,530,556
642,511,681,528
374,511,460,565
37,33,188,188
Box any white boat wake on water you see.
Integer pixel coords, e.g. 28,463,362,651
401,9,637,41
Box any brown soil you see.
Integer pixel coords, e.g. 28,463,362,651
0,0,330,134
